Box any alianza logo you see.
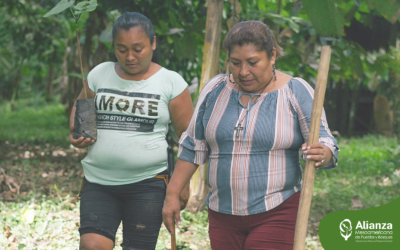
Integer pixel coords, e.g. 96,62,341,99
319,198,399,247
340,219,352,240
355,221,393,230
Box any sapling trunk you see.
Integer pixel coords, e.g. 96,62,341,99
75,23,87,99
44,2,98,140
72,20,97,140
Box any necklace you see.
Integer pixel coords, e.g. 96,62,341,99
234,73,275,138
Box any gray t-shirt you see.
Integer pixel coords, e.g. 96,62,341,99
81,62,188,185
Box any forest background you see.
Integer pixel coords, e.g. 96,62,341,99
0,0,400,249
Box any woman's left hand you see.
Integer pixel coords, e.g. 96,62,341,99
301,142,333,168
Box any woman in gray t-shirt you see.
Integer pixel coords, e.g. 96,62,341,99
69,12,193,250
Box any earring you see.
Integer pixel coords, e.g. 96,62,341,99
273,64,277,81
229,72,236,84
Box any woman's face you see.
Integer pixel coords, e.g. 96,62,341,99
114,26,156,76
229,44,276,93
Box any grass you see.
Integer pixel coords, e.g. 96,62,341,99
309,135,400,236
0,98,69,144
1,101,399,249
315,135,400,208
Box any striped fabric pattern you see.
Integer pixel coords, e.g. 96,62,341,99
178,74,339,216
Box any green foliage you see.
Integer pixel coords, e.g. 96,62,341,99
43,0,98,22
73,0,98,16
0,98,69,144
311,135,400,218
301,0,400,37
365,0,400,23
0,0,71,102
302,0,345,36
149,0,206,82
43,0,75,18
239,0,400,94
2,0,399,117
334,135,400,177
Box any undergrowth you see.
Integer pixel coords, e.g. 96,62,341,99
1,102,399,249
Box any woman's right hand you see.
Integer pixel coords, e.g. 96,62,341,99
162,159,199,234
69,123,95,148
162,194,181,235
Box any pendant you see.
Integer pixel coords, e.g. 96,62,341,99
234,123,243,138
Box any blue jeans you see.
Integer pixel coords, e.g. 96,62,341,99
79,174,166,250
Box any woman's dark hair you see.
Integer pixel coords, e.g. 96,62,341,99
112,12,158,63
223,21,283,60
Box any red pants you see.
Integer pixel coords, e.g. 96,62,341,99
208,192,300,250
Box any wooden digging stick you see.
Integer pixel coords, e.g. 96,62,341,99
171,221,177,250
165,174,177,250
293,46,332,250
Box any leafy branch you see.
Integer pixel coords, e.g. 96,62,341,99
44,0,98,99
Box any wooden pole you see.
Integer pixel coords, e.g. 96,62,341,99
223,0,241,74
187,0,224,212
164,175,177,250
171,222,176,250
199,0,224,90
293,46,332,250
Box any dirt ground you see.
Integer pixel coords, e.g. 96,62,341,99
0,141,86,201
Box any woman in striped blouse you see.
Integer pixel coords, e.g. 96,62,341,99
163,21,339,250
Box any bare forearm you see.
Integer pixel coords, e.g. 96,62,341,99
169,88,194,139
167,159,198,197
171,116,191,139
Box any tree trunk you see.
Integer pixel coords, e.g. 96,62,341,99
60,44,71,105
389,52,400,137
45,49,58,102
274,0,282,36
10,69,21,110
329,80,342,132
222,0,242,74
339,81,350,135
388,23,400,137
186,0,224,213
348,80,361,135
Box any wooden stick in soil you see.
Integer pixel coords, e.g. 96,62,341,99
171,222,176,250
75,23,87,99
293,46,332,250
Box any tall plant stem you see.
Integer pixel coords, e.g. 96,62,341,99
75,22,87,99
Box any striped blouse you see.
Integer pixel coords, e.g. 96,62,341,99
178,74,339,216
